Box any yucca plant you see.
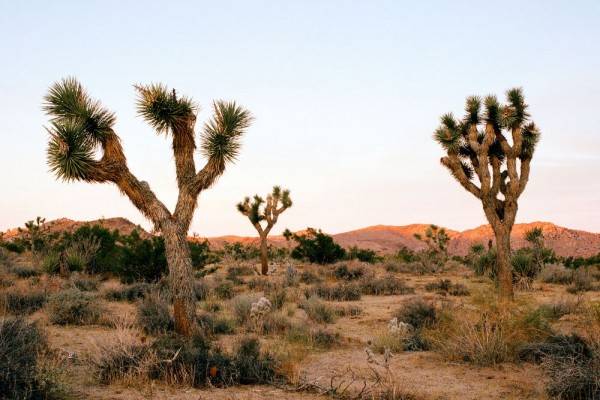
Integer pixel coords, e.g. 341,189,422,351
433,88,540,299
237,186,292,275
43,78,252,335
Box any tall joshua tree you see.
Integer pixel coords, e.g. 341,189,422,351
237,186,292,275
433,88,540,300
43,78,252,334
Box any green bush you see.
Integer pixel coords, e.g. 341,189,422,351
71,275,99,291
47,289,102,325
290,228,346,264
0,318,57,400
299,270,321,284
539,264,573,285
232,294,256,325
234,337,278,384
136,294,173,334
347,246,381,263
1,290,47,315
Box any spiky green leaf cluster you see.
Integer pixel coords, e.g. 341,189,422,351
201,101,252,164
46,120,95,181
434,88,540,183
237,195,265,224
272,185,293,209
43,77,115,143
135,83,196,133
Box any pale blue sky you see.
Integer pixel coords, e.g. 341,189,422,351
1,1,599,236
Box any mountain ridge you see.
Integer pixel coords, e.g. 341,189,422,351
2,218,599,257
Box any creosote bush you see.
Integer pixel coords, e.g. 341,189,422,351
47,288,102,325
538,264,573,285
333,263,365,280
11,265,41,278
104,282,151,302
394,299,437,330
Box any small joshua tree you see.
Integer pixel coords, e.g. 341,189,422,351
43,78,252,335
433,88,540,299
414,224,450,270
237,186,292,275
18,217,47,255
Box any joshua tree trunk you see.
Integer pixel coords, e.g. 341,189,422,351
163,224,195,335
259,234,269,275
493,224,513,299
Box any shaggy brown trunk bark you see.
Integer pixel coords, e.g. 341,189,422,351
494,226,514,300
163,224,195,336
260,235,268,275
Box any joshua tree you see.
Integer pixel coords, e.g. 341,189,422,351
236,186,292,275
43,78,252,335
18,217,47,256
433,88,540,299
414,224,449,257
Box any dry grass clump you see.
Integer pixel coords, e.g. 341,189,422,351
1,289,47,315
71,274,99,291
286,324,340,350
429,298,553,366
424,279,469,296
10,264,40,279
536,298,581,321
231,294,257,325
88,323,154,384
360,274,415,296
384,260,431,275
299,270,321,284
306,282,362,301
299,296,336,324
47,288,103,325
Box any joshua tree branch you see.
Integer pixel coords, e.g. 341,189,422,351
441,156,482,199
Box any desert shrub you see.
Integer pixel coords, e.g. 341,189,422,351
226,265,254,284
222,242,261,261
41,252,61,274
136,294,173,334
471,248,497,277
267,287,286,309
300,296,336,324
213,317,236,335
194,280,210,301
536,299,580,321
518,334,592,363
371,330,406,354
424,279,469,296
567,267,599,293
1,241,25,253
232,294,256,324
333,263,365,280
46,289,102,325
11,264,40,278
0,318,53,399
334,304,363,317
286,324,340,350
259,313,291,335
150,333,278,387
104,282,151,302
542,344,599,399
360,275,415,296
189,239,221,268
512,248,541,282
394,299,437,330
234,337,279,384
307,283,362,301
90,334,151,384
290,228,346,264
384,260,431,275
117,232,168,283
0,276,13,288
1,289,47,315
299,270,321,284
539,264,573,284
247,277,278,292
347,246,381,263
214,281,235,300
284,265,299,287
71,274,99,291
202,300,222,313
